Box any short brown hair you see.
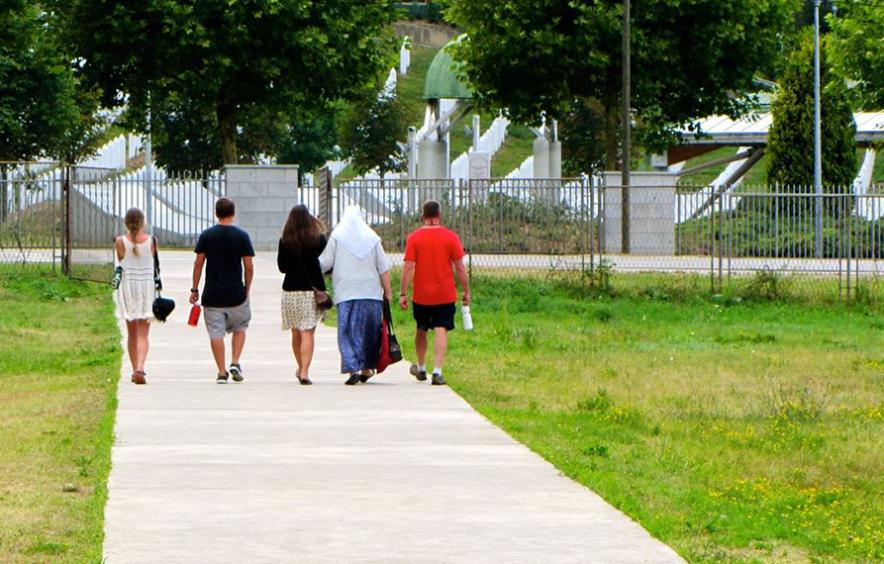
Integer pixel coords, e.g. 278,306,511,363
422,200,441,219
215,197,235,219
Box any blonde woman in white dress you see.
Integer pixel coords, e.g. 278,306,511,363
114,208,156,385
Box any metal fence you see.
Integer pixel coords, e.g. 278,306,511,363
0,165,64,271
2,165,881,302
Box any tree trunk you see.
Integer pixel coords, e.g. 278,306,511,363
217,100,238,165
603,72,620,171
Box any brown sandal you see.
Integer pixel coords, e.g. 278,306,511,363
132,370,147,385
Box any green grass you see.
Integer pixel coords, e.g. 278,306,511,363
678,147,739,188
398,45,439,135
490,124,535,177
0,268,120,562
386,271,884,562
873,150,884,185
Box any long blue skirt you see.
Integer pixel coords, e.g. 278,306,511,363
337,299,383,374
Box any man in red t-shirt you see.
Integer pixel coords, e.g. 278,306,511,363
399,200,471,386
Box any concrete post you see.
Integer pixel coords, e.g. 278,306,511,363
224,165,299,251
533,134,550,180
602,171,676,255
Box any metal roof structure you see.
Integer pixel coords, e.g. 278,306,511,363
670,111,884,164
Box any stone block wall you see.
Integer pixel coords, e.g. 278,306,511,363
603,172,676,255
224,165,299,251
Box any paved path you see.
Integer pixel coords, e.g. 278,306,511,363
103,251,683,563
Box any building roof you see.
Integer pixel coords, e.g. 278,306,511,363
423,37,472,100
677,111,884,146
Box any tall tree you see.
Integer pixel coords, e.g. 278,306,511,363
828,1,884,109
0,0,78,163
446,0,798,169
338,86,408,177
54,0,397,167
767,34,857,193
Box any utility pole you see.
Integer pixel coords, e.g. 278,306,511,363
813,0,823,258
621,0,631,254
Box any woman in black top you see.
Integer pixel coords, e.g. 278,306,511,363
277,205,327,385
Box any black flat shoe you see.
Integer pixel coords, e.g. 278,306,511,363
359,370,375,383
298,377,313,385
345,374,361,385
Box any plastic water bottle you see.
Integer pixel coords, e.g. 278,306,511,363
461,305,474,331
112,266,123,289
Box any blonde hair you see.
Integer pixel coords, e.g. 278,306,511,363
124,208,145,255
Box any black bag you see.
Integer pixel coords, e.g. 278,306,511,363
377,299,402,373
151,237,175,322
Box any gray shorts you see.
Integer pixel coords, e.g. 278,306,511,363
203,299,251,339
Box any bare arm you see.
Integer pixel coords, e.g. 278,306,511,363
114,237,125,262
190,253,206,304
380,270,392,302
454,258,471,306
243,255,254,297
399,260,415,310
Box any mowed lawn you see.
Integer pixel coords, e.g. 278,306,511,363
388,272,884,563
0,269,119,562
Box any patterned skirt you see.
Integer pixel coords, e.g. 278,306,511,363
281,291,323,330
336,299,382,374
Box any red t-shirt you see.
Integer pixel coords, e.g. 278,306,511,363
404,226,465,305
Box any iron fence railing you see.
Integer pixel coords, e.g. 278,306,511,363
1,165,881,302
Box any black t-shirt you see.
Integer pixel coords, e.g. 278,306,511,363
195,224,255,307
277,235,327,292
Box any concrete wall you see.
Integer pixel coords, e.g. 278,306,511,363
225,165,299,251
603,171,676,255
393,22,457,47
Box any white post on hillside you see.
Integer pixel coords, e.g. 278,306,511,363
472,114,481,151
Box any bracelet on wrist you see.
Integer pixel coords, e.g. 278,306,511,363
190,288,198,292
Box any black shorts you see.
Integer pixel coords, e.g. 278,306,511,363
412,302,456,331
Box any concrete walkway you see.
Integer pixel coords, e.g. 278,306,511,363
103,251,683,563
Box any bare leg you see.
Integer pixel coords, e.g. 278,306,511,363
231,330,246,365
299,329,315,379
291,330,303,374
135,320,150,373
125,320,138,373
415,329,428,367
210,338,226,374
433,327,448,372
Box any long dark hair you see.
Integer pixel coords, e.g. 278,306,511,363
281,205,323,252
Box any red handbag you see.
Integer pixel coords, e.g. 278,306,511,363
377,300,402,373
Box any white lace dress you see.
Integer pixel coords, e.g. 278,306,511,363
114,237,155,321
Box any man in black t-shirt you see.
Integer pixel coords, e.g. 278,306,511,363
190,197,256,383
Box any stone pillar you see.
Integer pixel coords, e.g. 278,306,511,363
224,165,299,251
533,135,549,180
602,171,676,255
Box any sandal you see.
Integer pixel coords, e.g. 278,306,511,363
132,370,147,385
296,369,312,385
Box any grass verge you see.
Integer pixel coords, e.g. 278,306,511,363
0,268,120,562
386,270,883,562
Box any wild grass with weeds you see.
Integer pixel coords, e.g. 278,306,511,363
0,268,119,563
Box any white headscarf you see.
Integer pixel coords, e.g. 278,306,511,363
331,206,381,259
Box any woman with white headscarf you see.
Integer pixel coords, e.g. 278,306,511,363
319,206,393,385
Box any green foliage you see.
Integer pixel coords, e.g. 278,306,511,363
396,2,447,23
447,0,798,167
828,1,884,109
276,109,342,182
767,34,858,191
339,87,408,176
55,0,398,167
0,1,79,162
560,97,606,176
